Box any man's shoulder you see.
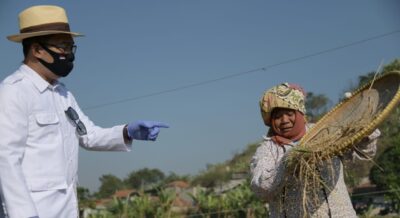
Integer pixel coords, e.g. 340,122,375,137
2,71,26,85
0,72,28,103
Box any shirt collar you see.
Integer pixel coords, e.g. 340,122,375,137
20,64,62,93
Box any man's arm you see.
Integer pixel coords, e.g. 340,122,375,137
0,84,38,217
68,93,168,151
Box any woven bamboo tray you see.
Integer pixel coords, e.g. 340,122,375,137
297,71,400,157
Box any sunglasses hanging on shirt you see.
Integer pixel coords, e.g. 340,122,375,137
65,107,87,136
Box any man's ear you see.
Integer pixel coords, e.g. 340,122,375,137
31,43,44,58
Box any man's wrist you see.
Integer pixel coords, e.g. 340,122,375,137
123,125,132,144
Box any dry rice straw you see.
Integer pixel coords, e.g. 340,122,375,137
285,71,400,216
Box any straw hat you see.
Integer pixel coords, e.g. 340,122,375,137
7,5,83,42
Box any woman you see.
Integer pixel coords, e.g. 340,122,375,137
250,83,380,217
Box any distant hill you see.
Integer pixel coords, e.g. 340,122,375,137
191,142,260,187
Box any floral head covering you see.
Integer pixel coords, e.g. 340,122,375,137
260,82,306,126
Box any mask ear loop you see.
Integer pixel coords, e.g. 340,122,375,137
38,43,62,58
38,42,75,59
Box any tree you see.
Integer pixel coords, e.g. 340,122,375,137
124,168,165,189
163,172,191,184
349,59,400,94
96,174,124,198
362,99,400,211
305,92,331,122
370,136,400,213
155,189,176,217
77,186,91,201
77,186,95,215
190,180,268,217
191,163,231,187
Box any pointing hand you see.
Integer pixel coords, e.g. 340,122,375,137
127,121,169,141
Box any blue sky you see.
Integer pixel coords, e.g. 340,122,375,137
0,1,399,192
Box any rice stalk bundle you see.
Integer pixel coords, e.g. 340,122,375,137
286,71,400,216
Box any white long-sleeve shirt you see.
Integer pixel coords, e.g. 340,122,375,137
0,65,131,218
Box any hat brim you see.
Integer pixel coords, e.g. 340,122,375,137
7,31,83,42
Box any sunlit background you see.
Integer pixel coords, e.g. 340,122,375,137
0,1,399,193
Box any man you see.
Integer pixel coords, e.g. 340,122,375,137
0,5,169,218
250,83,380,217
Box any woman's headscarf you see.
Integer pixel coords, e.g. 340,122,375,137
260,83,307,146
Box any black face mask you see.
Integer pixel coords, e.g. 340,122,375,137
37,43,75,77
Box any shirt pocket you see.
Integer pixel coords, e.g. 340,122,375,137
29,112,61,145
27,177,68,192
35,113,59,126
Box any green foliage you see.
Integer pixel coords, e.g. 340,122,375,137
106,194,155,218
356,59,400,90
346,58,400,213
383,59,400,73
155,189,176,217
370,136,400,212
189,180,268,217
190,189,220,216
96,174,125,199
103,188,178,218
191,163,231,187
305,92,331,122
108,197,126,216
191,143,259,187
127,194,156,217
77,186,96,210
343,59,400,188
377,105,400,146
228,143,260,172
124,168,165,189
85,59,400,217
163,172,191,184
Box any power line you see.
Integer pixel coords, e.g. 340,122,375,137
83,67,265,110
83,29,400,111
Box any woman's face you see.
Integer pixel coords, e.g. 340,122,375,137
271,108,296,134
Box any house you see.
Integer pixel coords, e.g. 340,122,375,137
112,189,139,201
80,198,112,218
164,180,195,213
164,180,190,191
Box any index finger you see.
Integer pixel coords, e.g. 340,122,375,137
154,122,169,128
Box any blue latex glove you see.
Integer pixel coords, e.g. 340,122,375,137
127,121,169,141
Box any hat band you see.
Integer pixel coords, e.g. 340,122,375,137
20,22,71,33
